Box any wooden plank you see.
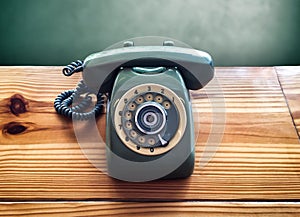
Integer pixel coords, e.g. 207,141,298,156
276,66,300,138
1,202,300,217
0,66,299,201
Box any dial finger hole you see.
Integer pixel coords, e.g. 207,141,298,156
125,121,133,129
130,130,137,138
145,93,153,101
125,111,132,120
148,138,156,146
163,101,171,109
155,95,163,103
135,96,144,104
138,136,145,144
128,102,136,111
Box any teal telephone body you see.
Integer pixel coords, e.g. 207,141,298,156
55,39,214,181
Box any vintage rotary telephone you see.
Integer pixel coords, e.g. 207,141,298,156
54,38,214,181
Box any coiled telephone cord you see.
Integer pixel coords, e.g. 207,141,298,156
54,60,105,120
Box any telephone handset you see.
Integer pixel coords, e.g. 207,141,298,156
83,44,213,94
55,39,214,181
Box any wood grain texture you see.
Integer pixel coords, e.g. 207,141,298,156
276,66,300,138
0,66,299,201
1,202,300,217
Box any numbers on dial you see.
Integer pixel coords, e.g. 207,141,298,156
114,83,185,156
119,86,176,149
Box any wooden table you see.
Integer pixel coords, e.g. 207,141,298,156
0,66,299,216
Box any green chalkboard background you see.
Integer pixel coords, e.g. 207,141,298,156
0,0,299,66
